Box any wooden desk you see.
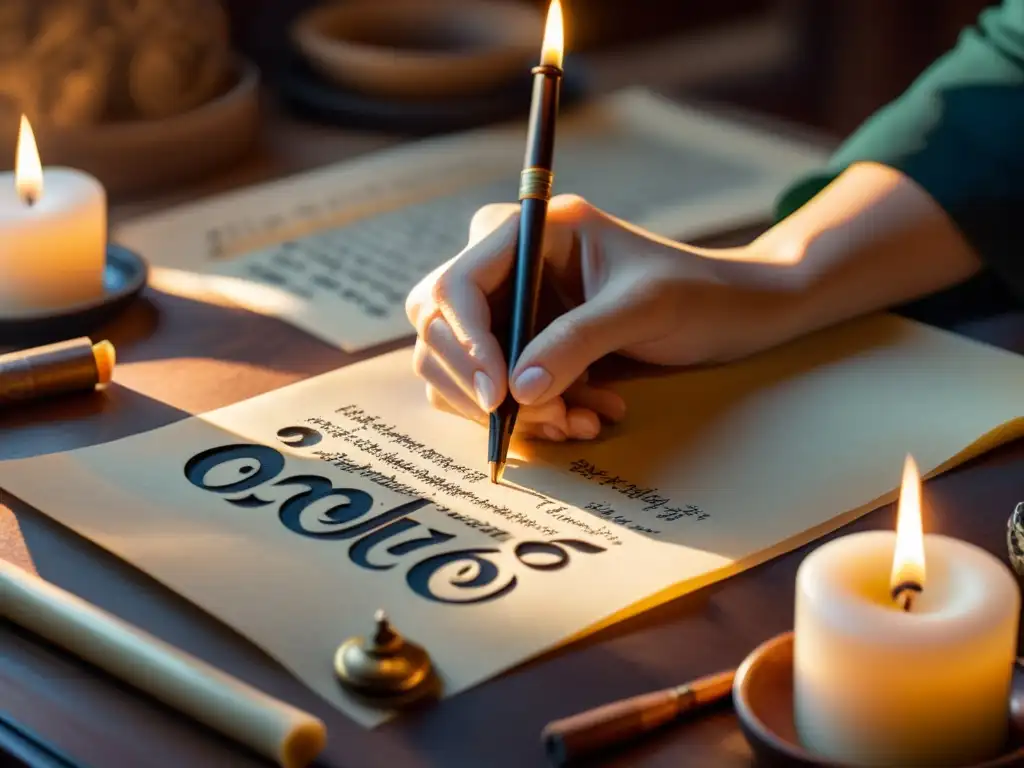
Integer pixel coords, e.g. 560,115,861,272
4,63,1024,768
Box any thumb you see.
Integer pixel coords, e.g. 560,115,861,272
508,281,650,406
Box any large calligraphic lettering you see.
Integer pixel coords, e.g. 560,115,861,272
407,548,516,604
182,432,605,604
184,444,285,507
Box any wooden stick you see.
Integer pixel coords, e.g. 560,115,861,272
541,669,735,765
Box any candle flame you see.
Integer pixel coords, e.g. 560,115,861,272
15,115,42,205
890,454,926,602
540,0,564,68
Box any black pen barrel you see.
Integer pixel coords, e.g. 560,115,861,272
523,65,561,170
507,64,562,368
507,197,549,365
488,62,563,475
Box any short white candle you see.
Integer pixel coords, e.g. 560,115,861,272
794,455,1020,766
0,116,106,315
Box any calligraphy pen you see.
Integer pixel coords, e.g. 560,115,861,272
488,0,565,484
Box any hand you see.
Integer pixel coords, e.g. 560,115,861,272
405,194,805,441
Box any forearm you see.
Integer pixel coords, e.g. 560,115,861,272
752,161,983,335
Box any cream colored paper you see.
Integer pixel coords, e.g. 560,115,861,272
114,89,828,352
3,314,1021,729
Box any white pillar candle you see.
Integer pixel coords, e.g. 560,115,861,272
794,456,1020,767
0,116,106,315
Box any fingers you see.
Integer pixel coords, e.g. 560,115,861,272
405,202,519,335
561,378,627,440
416,333,627,444
422,315,506,412
414,337,573,435
414,341,486,424
435,203,521,333
419,313,629,429
405,255,455,332
563,378,627,423
468,202,520,248
508,234,648,406
424,206,521,399
409,194,622,430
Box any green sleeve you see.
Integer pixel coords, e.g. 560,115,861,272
774,0,1024,298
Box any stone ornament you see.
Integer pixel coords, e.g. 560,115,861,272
0,0,230,127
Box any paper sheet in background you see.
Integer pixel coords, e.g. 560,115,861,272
2,314,1024,727
114,88,828,351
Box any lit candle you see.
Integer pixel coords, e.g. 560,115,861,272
0,116,106,314
793,455,1020,766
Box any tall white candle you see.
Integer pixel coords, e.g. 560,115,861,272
794,455,1020,766
0,116,106,315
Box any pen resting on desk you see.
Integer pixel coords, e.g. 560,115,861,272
1,560,327,768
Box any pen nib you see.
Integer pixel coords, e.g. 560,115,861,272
489,462,504,485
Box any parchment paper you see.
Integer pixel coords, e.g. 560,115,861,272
2,314,1023,727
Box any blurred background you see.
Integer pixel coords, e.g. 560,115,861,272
225,0,995,137
0,0,998,200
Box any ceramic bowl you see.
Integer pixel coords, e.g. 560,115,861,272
290,0,544,99
733,631,1024,767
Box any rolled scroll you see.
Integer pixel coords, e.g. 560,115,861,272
1,560,327,767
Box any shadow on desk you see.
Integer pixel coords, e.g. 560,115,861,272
0,385,189,460
0,281,409,461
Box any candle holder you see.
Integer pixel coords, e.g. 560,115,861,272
0,243,147,347
733,632,1024,767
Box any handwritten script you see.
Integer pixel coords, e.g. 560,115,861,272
569,458,709,534
195,127,764,353
182,426,607,606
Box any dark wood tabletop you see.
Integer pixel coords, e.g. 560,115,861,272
4,43,1024,768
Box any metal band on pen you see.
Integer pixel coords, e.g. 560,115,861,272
519,167,554,201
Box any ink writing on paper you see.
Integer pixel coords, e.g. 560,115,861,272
203,128,754,349
569,458,710,534
181,432,606,606
312,411,634,546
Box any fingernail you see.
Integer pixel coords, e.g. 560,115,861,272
473,371,498,411
513,366,552,405
542,424,566,441
568,411,600,439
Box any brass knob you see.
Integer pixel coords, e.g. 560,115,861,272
334,610,440,708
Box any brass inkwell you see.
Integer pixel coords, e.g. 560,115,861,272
334,610,440,708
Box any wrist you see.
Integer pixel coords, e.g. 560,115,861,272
683,239,819,357
741,163,982,336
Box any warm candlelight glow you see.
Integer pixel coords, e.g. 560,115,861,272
15,114,42,205
540,0,564,68
890,453,926,600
